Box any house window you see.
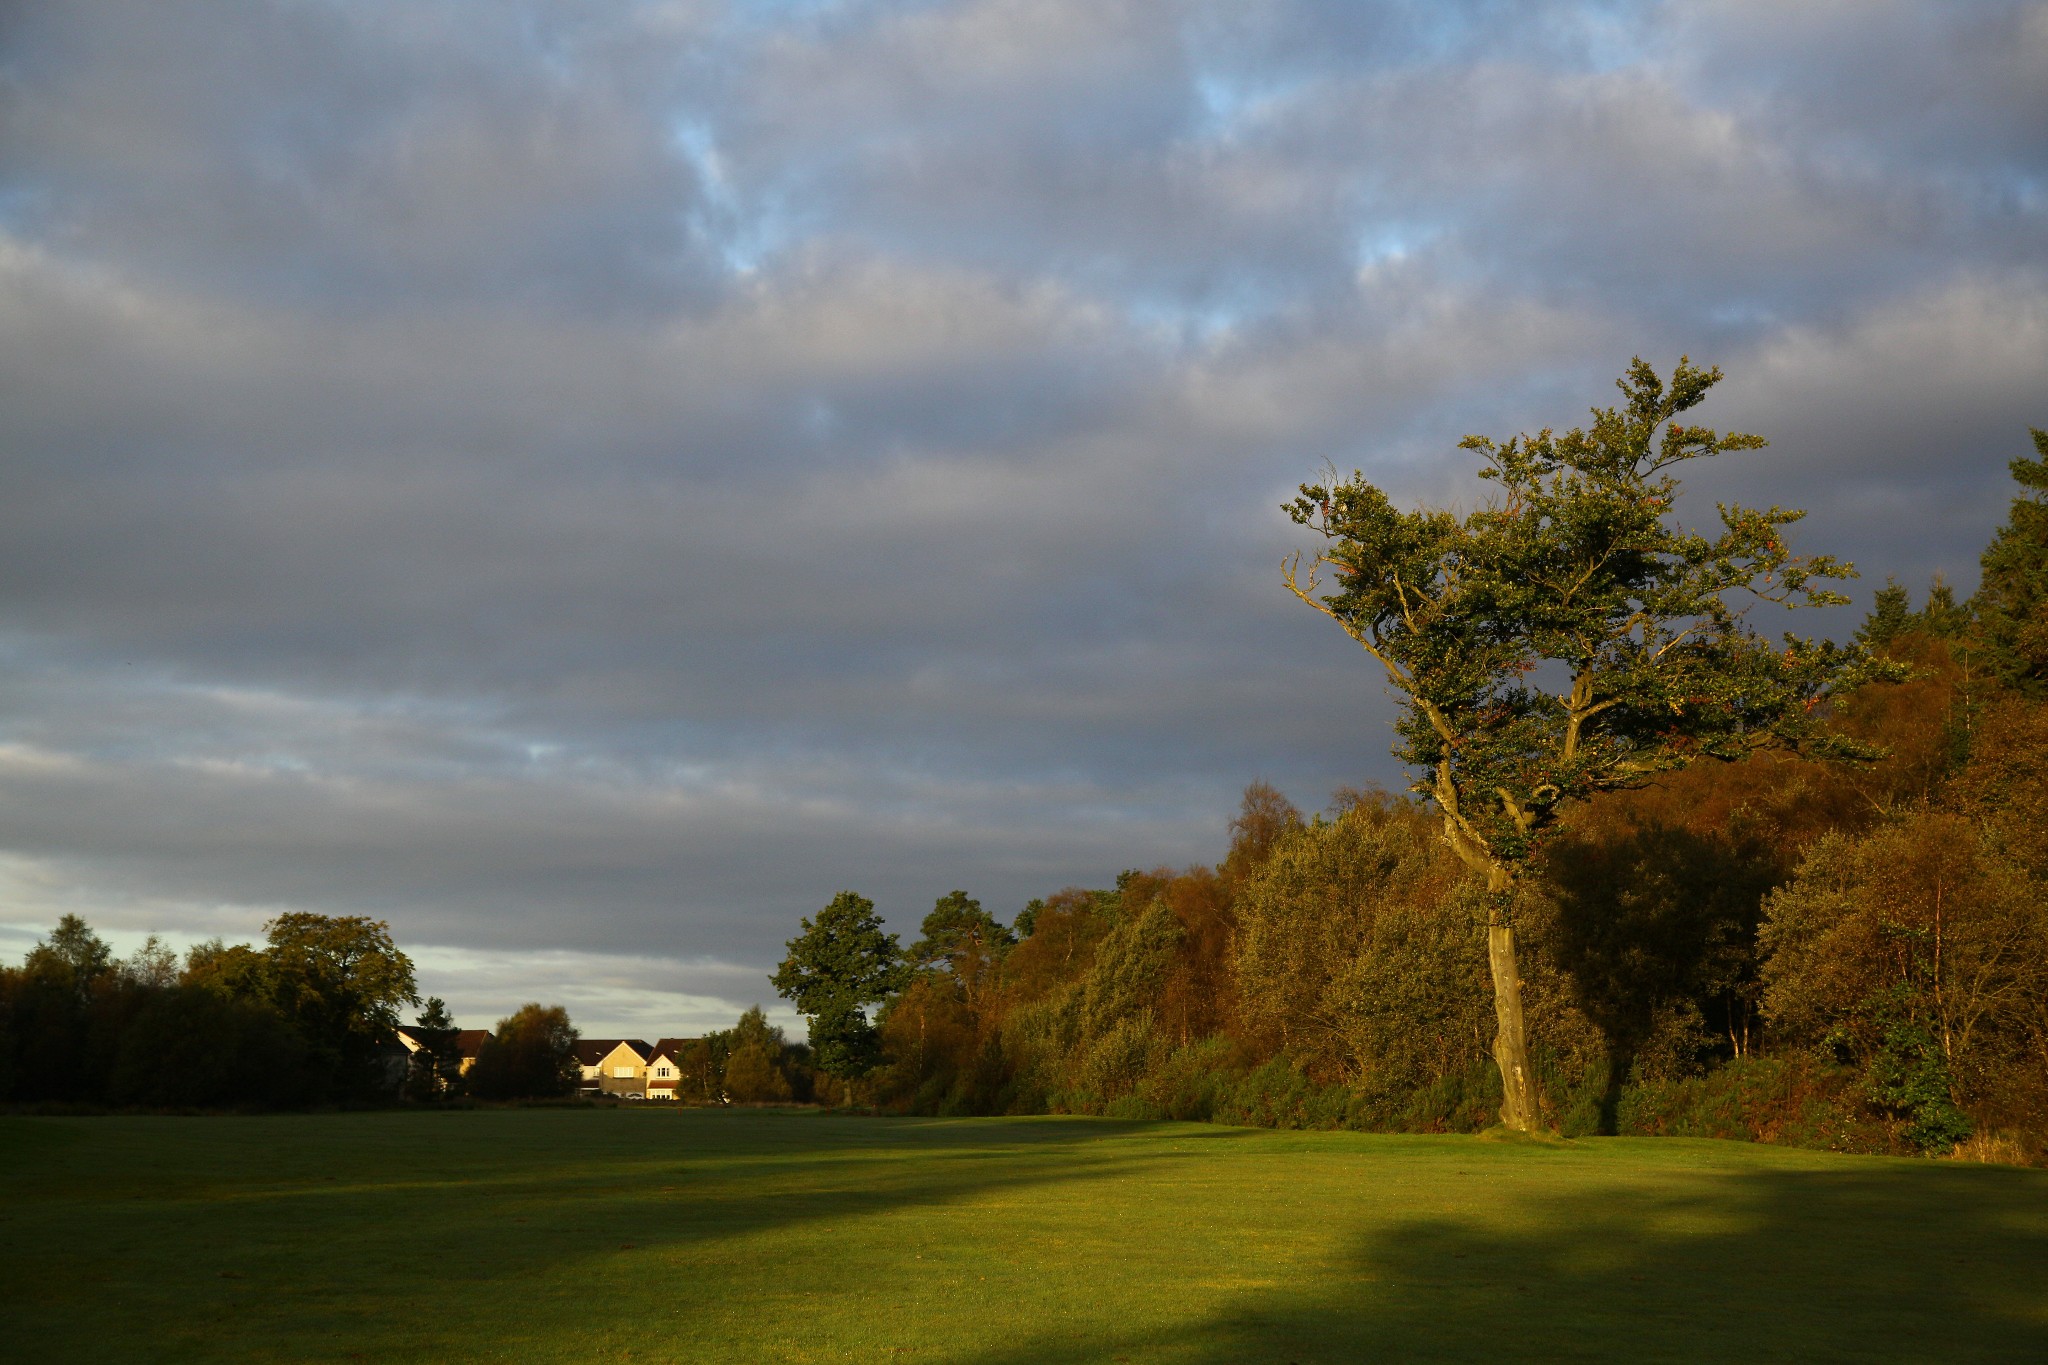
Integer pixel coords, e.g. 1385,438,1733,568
657,1066,672,1078
614,1066,636,1078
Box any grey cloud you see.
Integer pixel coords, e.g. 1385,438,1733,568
2,0,727,310
0,1,2042,1031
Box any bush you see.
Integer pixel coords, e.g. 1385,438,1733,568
1616,1055,1893,1154
723,1040,794,1104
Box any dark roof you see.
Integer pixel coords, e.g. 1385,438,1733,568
648,1037,699,1060
573,1038,651,1066
395,1025,494,1058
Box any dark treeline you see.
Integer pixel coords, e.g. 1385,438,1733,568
0,903,837,1110
0,913,422,1107
786,431,2048,1161
0,914,593,1108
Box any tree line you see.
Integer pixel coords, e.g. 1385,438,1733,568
0,905,841,1109
774,403,2048,1160
0,912,592,1107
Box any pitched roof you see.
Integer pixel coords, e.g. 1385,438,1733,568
393,1024,440,1051
395,1025,494,1058
573,1038,651,1066
648,1037,699,1061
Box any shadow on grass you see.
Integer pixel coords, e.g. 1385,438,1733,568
951,1152,2048,1365
0,1109,1216,1362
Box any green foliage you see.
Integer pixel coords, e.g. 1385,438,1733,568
722,1039,795,1103
1286,357,1892,878
1539,820,1780,1126
403,997,466,1101
699,1005,803,1104
260,913,418,1095
25,915,113,1001
108,987,311,1109
0,911,432,1108
994,901,1185,1114
1864,1024,1974,1153
1012,897,1046,939
910,890,1015,973
1233,803,1491,1095
1615,1055,1893,1153
1857,575,1972,650
773,891,907,1080
1856,577,1914,647
467,1003,578,1100
1761,814,2048,1147
1975,427,2048,694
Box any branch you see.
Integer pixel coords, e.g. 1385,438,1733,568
1282,551,1413,690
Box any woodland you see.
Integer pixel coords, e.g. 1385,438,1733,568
3,401,2045,1166
770,405,2048,1161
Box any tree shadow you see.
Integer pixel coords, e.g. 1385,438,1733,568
951,1147,2048,1364
0,1110,1228,1361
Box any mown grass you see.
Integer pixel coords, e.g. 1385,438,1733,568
1,1108,2043,1363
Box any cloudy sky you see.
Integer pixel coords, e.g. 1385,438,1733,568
1,0,2043,1036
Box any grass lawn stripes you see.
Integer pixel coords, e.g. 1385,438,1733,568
1,1109,2043,1363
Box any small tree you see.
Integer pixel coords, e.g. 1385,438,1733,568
404,997,466,1100
772,891,907,1083
1220,780,1305,886
1285,358,1895,1129
25,915,113,1002
1975,427,2048,695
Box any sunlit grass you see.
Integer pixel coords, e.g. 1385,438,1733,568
1,1109,2043,1363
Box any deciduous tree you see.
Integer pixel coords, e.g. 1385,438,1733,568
468,1003,578,1100
261,913,418,1095
773,892,907,1081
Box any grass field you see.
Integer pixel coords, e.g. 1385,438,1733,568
1,1109,2044,1363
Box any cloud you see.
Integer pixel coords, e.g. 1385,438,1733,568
0,0,2042,1032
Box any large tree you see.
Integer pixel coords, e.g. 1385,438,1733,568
773,891,908,1081
1284,358,1894,1130
467,1003,578,1100
261,912,418,1093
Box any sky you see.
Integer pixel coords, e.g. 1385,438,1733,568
0,0,2043,1038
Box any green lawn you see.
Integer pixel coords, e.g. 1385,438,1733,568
1,1109,2043,1363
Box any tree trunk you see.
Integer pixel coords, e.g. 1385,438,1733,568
1485,883,1542,1132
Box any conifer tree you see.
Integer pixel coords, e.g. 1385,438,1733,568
1855,578,1913,648
1285,358,1897,1129
1975,428,2048,695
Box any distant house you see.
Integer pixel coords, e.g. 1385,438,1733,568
574,1039,653,1096
393,1026,492,1076
643,1039,695,1101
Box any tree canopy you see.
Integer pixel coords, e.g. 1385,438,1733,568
1976,427,2048,695
1286,357,1891,883
467,1003,578,1100
1284,357,1895,1128
773,891,908,1080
